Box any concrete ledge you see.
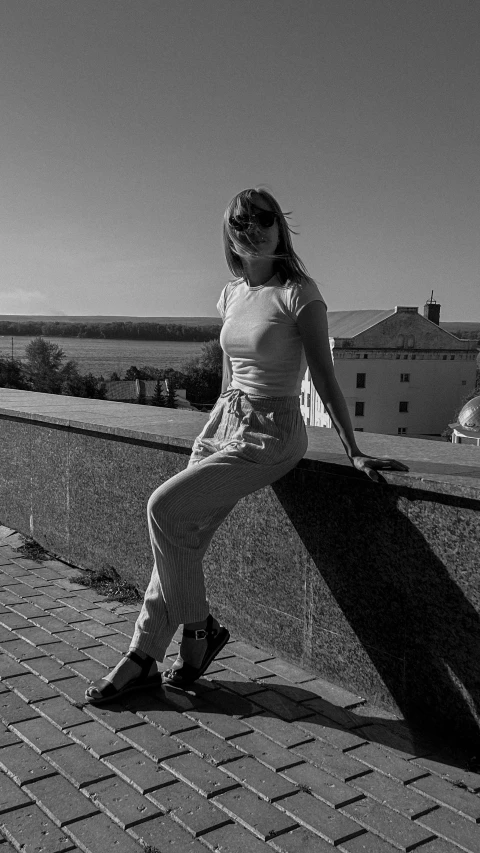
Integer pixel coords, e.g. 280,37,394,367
1,389,480,746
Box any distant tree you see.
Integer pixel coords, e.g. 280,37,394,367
0,358,28,389
151,380,166,407
24,337,77,394
165,378,178,409
124,365,141,381
181,338,223,407
109,371,121,381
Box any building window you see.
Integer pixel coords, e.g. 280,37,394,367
411,355,416,360
398,427,407,435
400,373,410,382
403,354,409,360
307,394,311,407
443,355,447,360
450,355,455,360
355,402,365,417
356,373,366,388
354,427,364,431
399,401,409,413
363,354,368,359
406,336,415,348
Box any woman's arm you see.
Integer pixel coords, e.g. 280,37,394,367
221,351,232,394
297,301,409,481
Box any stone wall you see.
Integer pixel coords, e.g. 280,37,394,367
1,389,480,746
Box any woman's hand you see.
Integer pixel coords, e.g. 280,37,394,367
351,454,409,483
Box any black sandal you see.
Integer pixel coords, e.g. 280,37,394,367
162,615,230,689
84,650,159,705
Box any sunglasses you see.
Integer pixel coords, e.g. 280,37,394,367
229,209,278,231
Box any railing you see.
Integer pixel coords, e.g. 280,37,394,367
1,388,479,747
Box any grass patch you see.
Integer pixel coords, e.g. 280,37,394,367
74,567,141,605
15,538,51,563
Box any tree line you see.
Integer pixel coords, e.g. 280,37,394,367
0,320,221,342
0,337,223,409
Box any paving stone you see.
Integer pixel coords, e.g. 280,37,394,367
160,684,204,714
201,686,260,719
0,626,15,643
32,697,88,729
291,740,372,782
0,591,23,606
67,659,108,681
119,724,187,763
412,774,480,821
83,645,124,667
4,673,57,703
84,701,144,733
52,629,102,650
339,832,399,852
84,608,130,626
147,780,232,836
55,596,100,611
185,704,253,740
63,812,143,853
174,726,240,765
130,813,207,851
54,676,92,705
0,768,33,813
73,621,118,639
209,667,267,696
247,689,312,722
347,742,430,784
342,798,436,850
295,715,368,751
48,607,92,625
122,691,199,735
410,755,480,793
0,724,21,747
232,730,305,772
351,772,439,819
30,568,64,581
0,612,32,630
85,775,160,828
66,721,130,758
296,678,365,708
33,615,83,633
233,713,313,749
0,637,47,661
24,657,76,683
415,806,480,852
276,791,365,845
98,632,129,653
300,698,361,729
0,742,58,785
15,594,61,610
15,626,62,647
213,786,297,840
0,654,30,679
282,762,364,808
162,752,239,798
24,774,100,826
11,717,73,753
225,640,275,664
41,642,89,665
0,802,76,853
103,748,175,794
219,655,277,681
43,743,115,788
0,690,41,724
353,724,428,758
221,756,299,803
270,825,340,852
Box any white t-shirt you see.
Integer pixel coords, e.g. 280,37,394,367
217,274,326,396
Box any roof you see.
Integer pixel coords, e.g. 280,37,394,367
327,309,395,339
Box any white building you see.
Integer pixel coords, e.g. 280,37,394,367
300,299,478,437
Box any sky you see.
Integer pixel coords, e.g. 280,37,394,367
1,0,478,321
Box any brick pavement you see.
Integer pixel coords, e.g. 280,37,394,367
0,526,479,853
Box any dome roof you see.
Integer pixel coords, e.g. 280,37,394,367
454,395,480,435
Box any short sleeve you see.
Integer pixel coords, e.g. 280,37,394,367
287,278,327,319
216,284,229,320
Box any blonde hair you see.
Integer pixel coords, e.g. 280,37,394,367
223,187,311,284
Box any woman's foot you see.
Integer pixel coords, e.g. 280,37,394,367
85,649,157,704
162,614,230,689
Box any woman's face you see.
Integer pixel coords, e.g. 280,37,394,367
230,193,280,260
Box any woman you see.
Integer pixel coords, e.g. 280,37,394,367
85,188,408,704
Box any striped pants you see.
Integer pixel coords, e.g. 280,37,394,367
130,387,308,660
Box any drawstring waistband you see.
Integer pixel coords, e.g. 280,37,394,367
221,387,245,416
